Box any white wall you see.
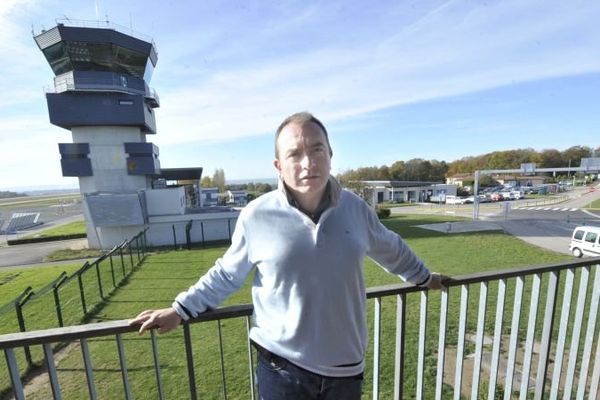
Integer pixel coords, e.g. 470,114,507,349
145,187,186,216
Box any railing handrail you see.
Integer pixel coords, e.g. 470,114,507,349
3,257,599,350
0,304,254,349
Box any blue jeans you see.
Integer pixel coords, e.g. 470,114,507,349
256,351,363,400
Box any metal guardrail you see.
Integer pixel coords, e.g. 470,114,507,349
1,258,599,399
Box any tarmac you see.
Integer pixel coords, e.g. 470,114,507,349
397,185,600,256
2,186,600,268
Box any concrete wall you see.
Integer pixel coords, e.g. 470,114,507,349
145,187,186,216
72,126,150,194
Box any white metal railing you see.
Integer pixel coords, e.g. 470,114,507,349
1,258,599,399
52,18,155,47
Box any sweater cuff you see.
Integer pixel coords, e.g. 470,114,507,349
172,301,193,321
415,272,432,287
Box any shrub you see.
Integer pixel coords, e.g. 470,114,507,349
375,206,391,219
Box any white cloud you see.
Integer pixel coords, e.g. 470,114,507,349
1,0,599,188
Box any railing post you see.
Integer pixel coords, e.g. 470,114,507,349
80,338,97,400
14,288,33,366
78,268,88,316
183,322,198,400
53,273,68,327
150,330,165,400
201,221,205,248
435,287,449,400
416,291,428,399
119,245,126,279
471,281,488,400
116,333,132,400
95,261,104,300
504,276,524,399
217,320,228,400
135,235,141,264
534,270,559,400
109,252,116,289
172,224,177,249
4,348,25,400
43,343,62,399
489,279,506,399
454,284,469,400
576,265,600,399
372,297,382,400
128,243,134,273
246,316,256,400
393,293,406,400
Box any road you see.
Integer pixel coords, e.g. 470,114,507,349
0,210,88,268
392,186,600,256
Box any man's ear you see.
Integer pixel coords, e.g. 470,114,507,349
273,158,281,173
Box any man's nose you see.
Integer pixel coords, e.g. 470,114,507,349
300,153,314,168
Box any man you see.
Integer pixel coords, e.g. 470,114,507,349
131,112,446,399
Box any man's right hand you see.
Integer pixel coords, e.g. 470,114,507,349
129,307,182,335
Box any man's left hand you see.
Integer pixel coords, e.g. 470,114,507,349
426,272,451,290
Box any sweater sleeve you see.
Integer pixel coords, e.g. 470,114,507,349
172,216,254,320
365,205,430,285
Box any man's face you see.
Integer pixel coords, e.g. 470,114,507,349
274,121,332,197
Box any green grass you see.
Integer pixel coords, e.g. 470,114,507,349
1,214,582,399
44,248,101,262
584,198,600,209
21,220,86,240
0,264,83,305
0,194,80,211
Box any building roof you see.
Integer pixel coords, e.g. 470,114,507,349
158,168,203,180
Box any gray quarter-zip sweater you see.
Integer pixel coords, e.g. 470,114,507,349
172,177,430,377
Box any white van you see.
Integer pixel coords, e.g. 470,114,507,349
569,226,600,257
445,195,467,205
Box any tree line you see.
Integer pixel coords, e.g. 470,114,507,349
0,191,27,199
201,168,273,195
336,145,598,184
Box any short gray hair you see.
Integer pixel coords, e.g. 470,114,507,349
275,112,333,158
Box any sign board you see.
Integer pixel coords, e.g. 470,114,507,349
521,163,536,175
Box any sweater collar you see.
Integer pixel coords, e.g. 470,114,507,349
278,176,342,210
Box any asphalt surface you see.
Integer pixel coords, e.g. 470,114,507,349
392,185,600,256
0,213,88,268
1,186,599,268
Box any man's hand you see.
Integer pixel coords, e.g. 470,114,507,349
425,272,451,290
129,307,182,335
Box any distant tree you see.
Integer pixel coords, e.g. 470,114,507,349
256,183,272,194
212,168,226,192
389,161,405,180
0,191,27,199
539,149,564,168
201,176,213,188
562,146,592,167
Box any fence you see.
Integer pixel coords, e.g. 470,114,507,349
1,257,599,399
0,229,148,386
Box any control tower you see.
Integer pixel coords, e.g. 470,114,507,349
34,21,161,247
34,20,238,249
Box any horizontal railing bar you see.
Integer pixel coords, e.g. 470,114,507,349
0,303,254,349
366,257,600,298
4,257,600,350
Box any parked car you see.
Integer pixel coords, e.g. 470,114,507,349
445,195,468,205
569,226,600,257
490,192,504,202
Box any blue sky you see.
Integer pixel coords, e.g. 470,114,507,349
1,0,599,190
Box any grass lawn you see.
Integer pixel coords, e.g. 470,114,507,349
584,198,600,209
0,194,80,211
0,264,84,307
21,220,86,240
1,214,578,399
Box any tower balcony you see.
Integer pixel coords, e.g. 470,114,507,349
50,71,159,108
